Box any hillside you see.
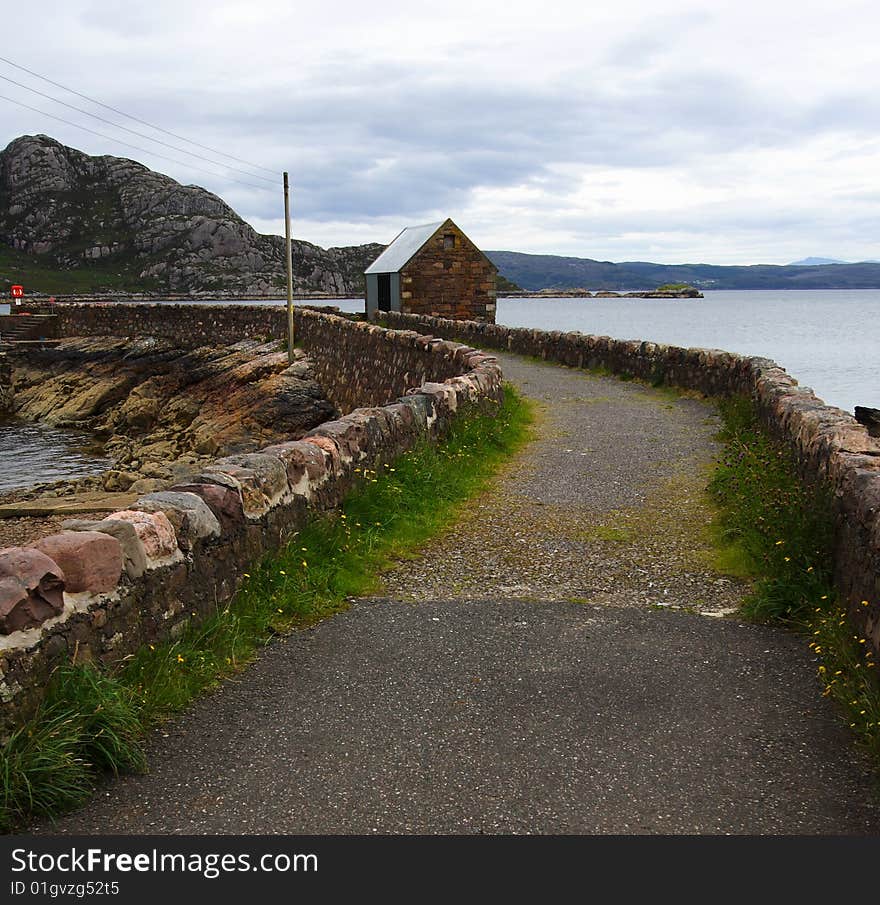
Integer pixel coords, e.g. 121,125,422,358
487,251,880,291
0,135,381,296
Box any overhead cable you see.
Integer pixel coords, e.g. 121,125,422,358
0,54,278,176
0,93,272,191
0,72,277,185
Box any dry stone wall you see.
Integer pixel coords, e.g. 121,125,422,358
23,303,468,413
0,306,503,732
377,310,880,658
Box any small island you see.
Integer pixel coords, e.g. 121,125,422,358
498,282,703,299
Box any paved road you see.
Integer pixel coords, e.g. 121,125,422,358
35,354,880,835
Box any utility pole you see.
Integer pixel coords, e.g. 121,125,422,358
283,171,294,364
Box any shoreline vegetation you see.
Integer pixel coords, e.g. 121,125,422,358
710,397,880,764
0,386,533,832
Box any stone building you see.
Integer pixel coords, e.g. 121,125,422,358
365,219,497,322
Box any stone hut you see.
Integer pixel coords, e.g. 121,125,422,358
365,219,497,322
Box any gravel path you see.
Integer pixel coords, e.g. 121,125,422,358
33,353,880,835
382,353,745,614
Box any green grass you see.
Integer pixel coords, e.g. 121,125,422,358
0,244,146,294
0,664,145,829
655,283,697,293
709,395,880,761
0,385,533,830
709,397,835,623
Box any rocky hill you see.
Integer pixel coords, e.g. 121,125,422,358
0,135,382,296
487,250,880,291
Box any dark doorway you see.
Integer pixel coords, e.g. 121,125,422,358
377,273,392,311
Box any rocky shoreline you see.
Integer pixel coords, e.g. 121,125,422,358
0,338,337,536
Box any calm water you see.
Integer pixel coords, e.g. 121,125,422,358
492,290,880,413
0,420,108,492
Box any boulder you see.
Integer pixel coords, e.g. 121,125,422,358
169,483,245,533
215,453,288,504
134,490,221,548
855,406,880,438
0,547,66,633
128,478,167,494
261,440,332,491
61,518,148,579
302,435,343,473
104,510,178,564
195,465,267,517
31,531,123,595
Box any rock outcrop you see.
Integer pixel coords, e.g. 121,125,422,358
5,336,337,493
0,135,383,295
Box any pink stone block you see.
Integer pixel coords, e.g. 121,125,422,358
31,531,123,595
303,435,343,472
0,546,66,633
106,510,178,561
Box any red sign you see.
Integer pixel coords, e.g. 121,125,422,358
10,285,23,299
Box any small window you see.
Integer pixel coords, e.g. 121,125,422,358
443,234,455,250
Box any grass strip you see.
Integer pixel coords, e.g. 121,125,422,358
0,385,532,830
709,396,880,762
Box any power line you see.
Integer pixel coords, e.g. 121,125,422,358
0,93,273,191
0,71,277,185
0,54,278,177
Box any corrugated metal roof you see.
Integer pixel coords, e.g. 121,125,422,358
364,222,443,274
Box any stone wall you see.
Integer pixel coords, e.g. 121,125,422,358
27,302,286,349
23,303,468,413
0,308,503,732
0,314,59,342
376,310,880,658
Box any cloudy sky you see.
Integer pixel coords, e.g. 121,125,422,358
2,0,879,263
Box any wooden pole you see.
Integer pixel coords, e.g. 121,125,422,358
284,171,294,364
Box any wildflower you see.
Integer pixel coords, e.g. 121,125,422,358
302,561,308,568
177,654,185,663
784,556,790,562
279,570,286,576
775,540,785,546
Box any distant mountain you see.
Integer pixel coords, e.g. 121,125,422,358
487,250,880,291
0,134,382,295
788,257,847,266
